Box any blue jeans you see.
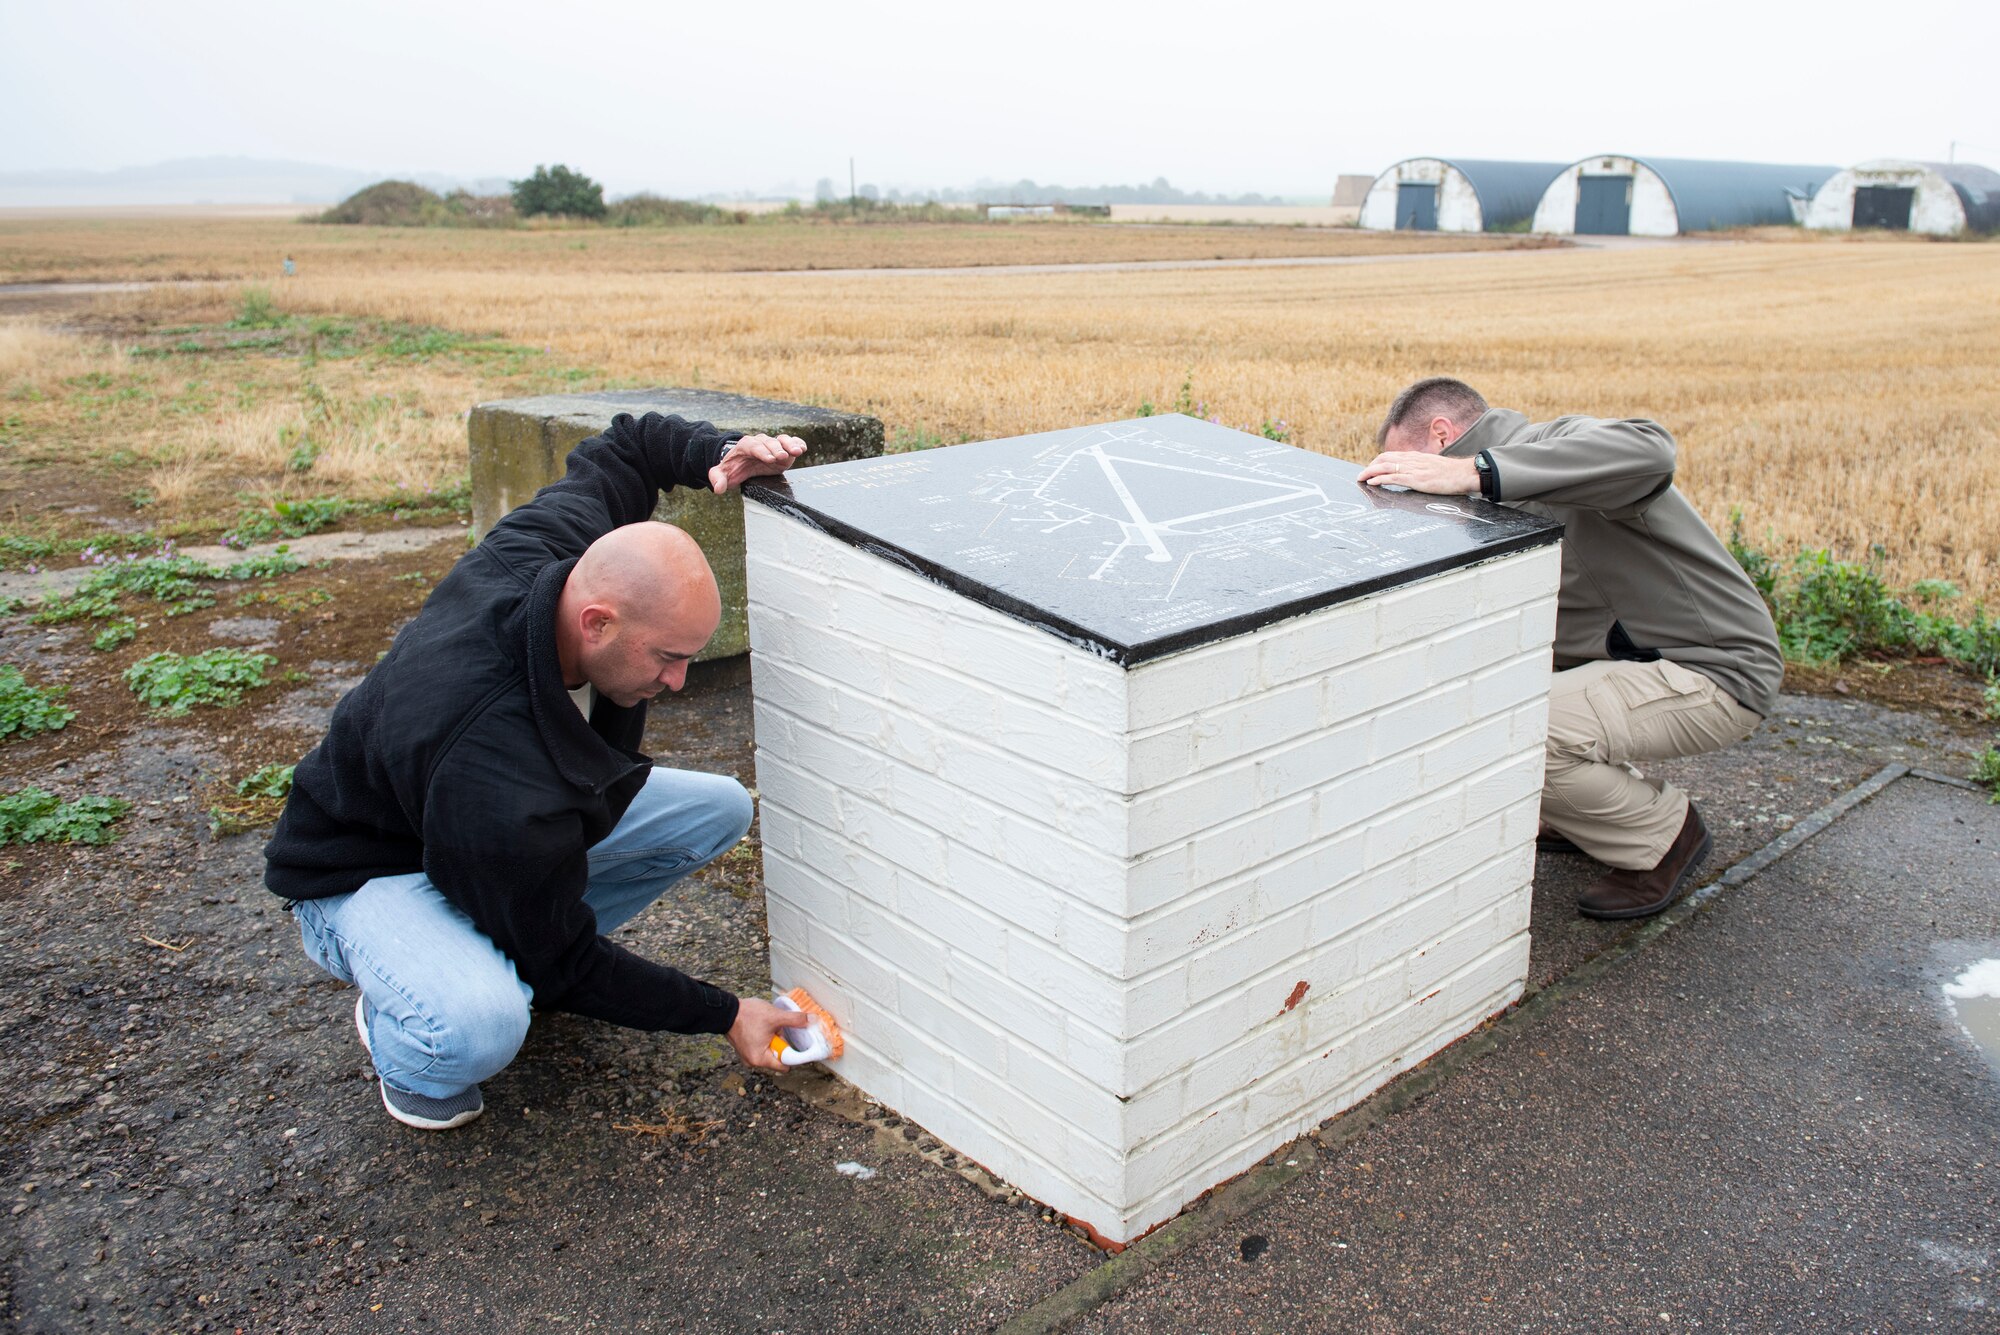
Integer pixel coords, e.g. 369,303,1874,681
292,767,753,1099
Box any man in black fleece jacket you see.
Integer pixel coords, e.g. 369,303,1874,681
265,412,806,1129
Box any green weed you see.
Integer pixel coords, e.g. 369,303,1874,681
31,551,298,626
1133,373,1286,438
0,666,75,739
90,619,136,651
0,530,168,572
1729,525,2000,676
208,761,295,835
1975,747,2000,803
230,287,286,330
235,585,330,613
888,425,945,454
235,763,295,799
123,648,276,714
0,787,131,845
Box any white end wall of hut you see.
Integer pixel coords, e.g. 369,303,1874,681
1805,162,1968,235
1358,159,1486,231
1531,157,1678,236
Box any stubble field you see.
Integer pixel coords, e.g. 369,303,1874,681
2,216,1997,602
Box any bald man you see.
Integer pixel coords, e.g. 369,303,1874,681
265,413,806,1129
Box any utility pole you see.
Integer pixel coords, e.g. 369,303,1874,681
850,157,857,216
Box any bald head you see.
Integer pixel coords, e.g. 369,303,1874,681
571,522,719,628
556,522,721,706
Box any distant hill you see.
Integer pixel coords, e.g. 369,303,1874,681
0,157,510,208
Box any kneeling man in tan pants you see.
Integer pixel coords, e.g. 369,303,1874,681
1359,377,1783,919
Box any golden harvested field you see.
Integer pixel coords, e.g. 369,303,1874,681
0,214,1544,283
3,218,1997,604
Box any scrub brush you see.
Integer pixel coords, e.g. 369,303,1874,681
768,987,844,1066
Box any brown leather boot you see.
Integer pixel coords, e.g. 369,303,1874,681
1576,804,1712,920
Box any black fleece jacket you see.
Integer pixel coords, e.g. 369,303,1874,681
263,412,744,1034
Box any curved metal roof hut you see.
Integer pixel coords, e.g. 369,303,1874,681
1358,158,1565,232
1532,156,1839,236
1805,160,2000,235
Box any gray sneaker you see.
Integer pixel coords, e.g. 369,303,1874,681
353,993,485,1131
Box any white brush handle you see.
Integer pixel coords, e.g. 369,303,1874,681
772,993,833,1066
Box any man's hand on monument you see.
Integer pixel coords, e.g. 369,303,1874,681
725,996,806,1071
709,434,808,494
1357,451,1479,496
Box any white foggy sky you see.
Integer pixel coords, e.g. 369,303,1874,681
3,0,1994,196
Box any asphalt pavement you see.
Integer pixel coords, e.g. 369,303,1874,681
1055,772,1999,1334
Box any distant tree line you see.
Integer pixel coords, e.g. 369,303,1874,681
814,175,1288,207
316,165,1287,229
319,164,611,227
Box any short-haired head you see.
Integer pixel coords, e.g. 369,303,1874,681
1376,377,1489,453
559,522,720,706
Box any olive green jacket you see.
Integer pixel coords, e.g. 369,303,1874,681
1446,408,1783,715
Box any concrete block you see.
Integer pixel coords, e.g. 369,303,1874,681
472,389,882,659
745,438,1561,1243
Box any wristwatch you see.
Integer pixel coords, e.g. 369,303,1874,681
1472,450,1498,500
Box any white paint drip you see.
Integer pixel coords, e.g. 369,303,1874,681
1916,1239,1994,1312
1943,958,2000,1072
834,1161,877,1180
1943,959,2000,1002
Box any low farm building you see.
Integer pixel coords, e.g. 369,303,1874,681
1805,160,2000,235
1358,158,1563,232
1531,156,1837,236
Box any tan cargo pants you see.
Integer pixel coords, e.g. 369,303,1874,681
1542,659,1762,871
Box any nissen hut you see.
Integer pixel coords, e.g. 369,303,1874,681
1531,156,1837,236
1358,158,1564,232
1805,160,2000,235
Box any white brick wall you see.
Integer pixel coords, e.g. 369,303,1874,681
745,502,1558,1242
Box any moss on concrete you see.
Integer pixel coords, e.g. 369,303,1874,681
469,389,883,659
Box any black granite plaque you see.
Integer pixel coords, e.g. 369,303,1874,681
744,415,1561,666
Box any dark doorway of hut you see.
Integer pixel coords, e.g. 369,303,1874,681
1576,174,1633,235
1853,185,1914,230
1395,182,1438,230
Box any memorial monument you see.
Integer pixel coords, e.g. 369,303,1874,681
468,388,883,659
742,415,1563,1244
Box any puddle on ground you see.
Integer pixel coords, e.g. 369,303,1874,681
1944,959,2000,1072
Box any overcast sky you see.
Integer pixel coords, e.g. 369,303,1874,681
4,0,1995,198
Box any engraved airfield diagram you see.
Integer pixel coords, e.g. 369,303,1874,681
752,414,1560,659
942,422,1462,636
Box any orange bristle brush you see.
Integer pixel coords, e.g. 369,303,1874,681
768,987,844,1066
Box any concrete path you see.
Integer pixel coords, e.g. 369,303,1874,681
1032,772,2000,1333
0,524,467,604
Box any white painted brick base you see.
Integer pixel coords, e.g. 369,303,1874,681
745,503,1560,1243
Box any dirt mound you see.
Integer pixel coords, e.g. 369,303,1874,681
318,181,446,226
